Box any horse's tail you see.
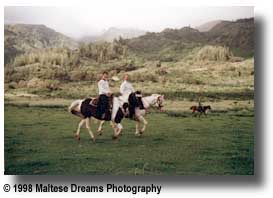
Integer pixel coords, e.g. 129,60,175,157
68,100,82,116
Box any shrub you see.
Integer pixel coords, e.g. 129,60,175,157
69,70,87,81
196,45,233,61
7,69,29,82
27,78,44,88
155,68,168,75
17,80,27,88
130,72,158,82
27,77,60,90
8,81,17,89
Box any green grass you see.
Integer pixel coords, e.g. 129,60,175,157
4,105,254,175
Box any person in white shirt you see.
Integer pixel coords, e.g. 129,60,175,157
120,74,135,95
97,71,111,119
120,74,142,119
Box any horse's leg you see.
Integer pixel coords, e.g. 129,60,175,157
135,121,140,136
85,118,95,143
97,120,105,136
110,121,115,128
74,119,85,141
139,116,148,134
112,123,123,140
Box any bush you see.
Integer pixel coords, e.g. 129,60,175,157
27,78,60,90
196,45,233,61
69,70,87,81
7,70,28,82
130,72,158,82
13,49,70,67
8,82,17,89
69,69,96,81
17,80,27,88
155,68,168,75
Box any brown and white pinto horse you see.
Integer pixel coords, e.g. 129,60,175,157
190,105,211,117
97,93,165,137
68,96,127,142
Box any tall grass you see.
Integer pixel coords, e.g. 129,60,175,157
196,45,233,61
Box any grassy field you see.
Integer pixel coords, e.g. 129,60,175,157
4,105,254,175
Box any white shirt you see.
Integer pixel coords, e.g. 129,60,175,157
98,79,110,95
120,80,135,95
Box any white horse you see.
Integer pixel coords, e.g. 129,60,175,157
97,93,165,136
68,96,127,142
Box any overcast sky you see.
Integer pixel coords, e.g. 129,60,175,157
4,6,254,39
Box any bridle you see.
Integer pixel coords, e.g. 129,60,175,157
141,95,164,110
156,96,164,109
149,96,164,110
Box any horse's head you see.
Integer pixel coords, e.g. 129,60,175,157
151,94,165,111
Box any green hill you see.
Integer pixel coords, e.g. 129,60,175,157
4,24,78,64
207,18,254,57
125,18,254,60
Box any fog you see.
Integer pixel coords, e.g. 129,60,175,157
4,6,253,39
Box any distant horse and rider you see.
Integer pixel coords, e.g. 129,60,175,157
68,72,165,142
190,100,211,117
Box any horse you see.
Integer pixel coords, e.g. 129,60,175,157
97,93,165,137
68,96,128,142
190,105,211,117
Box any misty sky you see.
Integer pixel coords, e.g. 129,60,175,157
4,6,254,39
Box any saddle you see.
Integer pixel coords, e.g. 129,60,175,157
89,97,99,107
89,95,113,108
89,94,114,111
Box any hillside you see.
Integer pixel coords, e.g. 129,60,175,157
207,18,254,57
126,18,254,60
195,20,222,32
4,24,78,64
126,26,206,60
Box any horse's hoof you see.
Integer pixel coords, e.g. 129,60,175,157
92,139,96,143
74,134,80,141
97,132,102,136
112,135,118,140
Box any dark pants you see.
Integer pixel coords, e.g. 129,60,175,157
137,96,144,109
128,93,138,119
97,94,109,118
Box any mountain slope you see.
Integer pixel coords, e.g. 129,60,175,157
4,24,78,64
126,26,206,60
207,18,254,57
195,20,222,32
126,18,254,59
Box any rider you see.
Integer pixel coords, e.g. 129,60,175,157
197,97,203,112
120,74,135,95
97,71,112,119
120,74,143,119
